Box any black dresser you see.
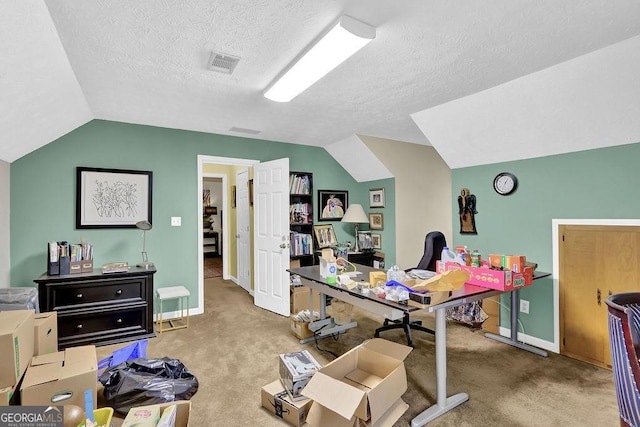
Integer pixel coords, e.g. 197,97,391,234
34,267,156,349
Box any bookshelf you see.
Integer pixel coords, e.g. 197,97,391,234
289,171,314,266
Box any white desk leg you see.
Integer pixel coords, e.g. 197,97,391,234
411,307,469,427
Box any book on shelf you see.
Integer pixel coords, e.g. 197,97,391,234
289,174,311,195
290,232,313,257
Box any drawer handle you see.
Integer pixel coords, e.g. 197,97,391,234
76,293,83,299
76,324,83,330
116,289,123,296
116,318,123,324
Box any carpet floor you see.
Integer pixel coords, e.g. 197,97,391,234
203,255,222,279
97,277,619,426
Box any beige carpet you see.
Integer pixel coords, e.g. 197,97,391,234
97,277,619,426
203,255,222,279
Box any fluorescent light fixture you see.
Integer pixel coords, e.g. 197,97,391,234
264,15,376,102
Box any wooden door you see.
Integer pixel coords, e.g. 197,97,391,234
560,225,640,367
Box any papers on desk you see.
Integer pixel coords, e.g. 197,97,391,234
407,269,437,280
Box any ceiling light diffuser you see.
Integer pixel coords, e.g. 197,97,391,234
264,15,376,103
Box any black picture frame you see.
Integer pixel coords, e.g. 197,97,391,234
76,167,153,229
317,190,348,221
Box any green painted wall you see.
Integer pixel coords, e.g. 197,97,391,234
10,120,396,308
451,142,640,342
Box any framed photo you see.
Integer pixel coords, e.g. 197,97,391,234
318,190,348,221
358,231,373,251
369,188,385,208
313,224,338,248
76,167,152,229
371,233,382,249
369,212,384,230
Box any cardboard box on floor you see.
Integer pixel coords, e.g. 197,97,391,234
291,286,321,314
261,380,313,427
122,401,191,427
0,310,35,389
302,338,412,427
34,312,58,356
20,344,97,409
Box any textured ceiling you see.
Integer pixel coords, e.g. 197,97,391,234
2,1,640,167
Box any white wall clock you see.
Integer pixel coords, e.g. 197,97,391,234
493,172,518,195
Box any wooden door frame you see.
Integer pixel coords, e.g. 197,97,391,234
552,218,640,354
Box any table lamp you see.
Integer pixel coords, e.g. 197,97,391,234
135,220,154,269
341,204,369,252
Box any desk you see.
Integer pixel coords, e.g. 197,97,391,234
288,265,550,426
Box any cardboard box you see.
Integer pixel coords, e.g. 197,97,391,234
302,338,412,426
306,398,409,427
261,380,313,427
20,345,97,408
34,312,58,356
279,350,322,401
123,401,191,427
290,317,315,340
0,310,35,389
291,286,321,314
436,261,532,291
0,386,12,406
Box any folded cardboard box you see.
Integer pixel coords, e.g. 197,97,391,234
279,350,322,401
34,312,58,356
0,310,35,389
262,379,313,427
20,344,97,408
302,338,412,426
122,401,191,427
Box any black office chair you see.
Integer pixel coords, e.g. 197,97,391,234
374,231,447,346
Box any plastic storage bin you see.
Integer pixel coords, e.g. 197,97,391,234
78,407,114,427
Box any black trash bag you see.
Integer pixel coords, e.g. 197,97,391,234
99,357,199,415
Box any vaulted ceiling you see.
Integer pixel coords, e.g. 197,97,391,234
2,1,640,169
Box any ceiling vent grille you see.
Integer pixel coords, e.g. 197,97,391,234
208,51,240,74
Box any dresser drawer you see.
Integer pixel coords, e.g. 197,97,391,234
58,305,147,339
51,277,146,310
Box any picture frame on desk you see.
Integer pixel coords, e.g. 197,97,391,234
313,224,338,249
371,233,382,249
76,167,152,229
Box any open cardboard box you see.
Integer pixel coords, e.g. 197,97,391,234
20,344,97,408
0,310,34,389
302,338,412,427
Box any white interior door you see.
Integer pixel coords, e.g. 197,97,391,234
236,169,251,292
253,158,290,316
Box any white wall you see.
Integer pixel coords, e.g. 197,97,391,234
360,136,452,268
0,160,10,287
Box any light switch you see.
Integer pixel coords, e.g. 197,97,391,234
171,217,181,227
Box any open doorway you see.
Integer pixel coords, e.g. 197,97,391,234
203,177,223,280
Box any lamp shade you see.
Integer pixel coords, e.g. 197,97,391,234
135,220,152,230
341,204,368,224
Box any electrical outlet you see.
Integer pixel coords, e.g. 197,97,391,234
520,299,530,314
171,217,181,227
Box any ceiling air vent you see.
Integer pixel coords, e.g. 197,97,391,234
208,51,240,74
